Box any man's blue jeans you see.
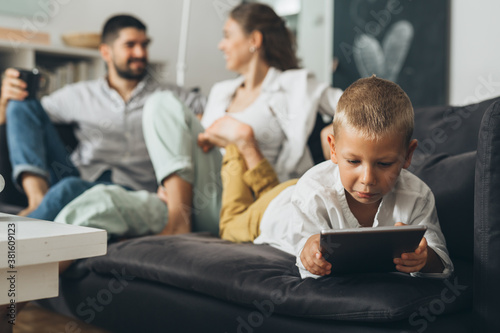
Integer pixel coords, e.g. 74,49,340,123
6,100,113,221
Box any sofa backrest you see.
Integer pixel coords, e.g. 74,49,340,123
474,99,500,333
410,96,500,263
412,96,499,158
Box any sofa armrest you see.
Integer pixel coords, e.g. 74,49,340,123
474,100,500,333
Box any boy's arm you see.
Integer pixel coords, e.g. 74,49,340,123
392,227,445,274
299,234,332,276
292,204,334,279
421,247,445,273
289,179,338,279
400,190,454,278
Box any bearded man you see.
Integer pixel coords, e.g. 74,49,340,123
0,15,203,220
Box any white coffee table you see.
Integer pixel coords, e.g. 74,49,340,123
0,213,107,305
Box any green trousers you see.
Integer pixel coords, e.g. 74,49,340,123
55,91,222,237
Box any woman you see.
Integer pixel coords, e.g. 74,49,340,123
54,2,342,238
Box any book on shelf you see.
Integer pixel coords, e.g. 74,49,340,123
37,60,93,96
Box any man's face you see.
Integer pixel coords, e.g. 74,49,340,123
328,126,417,207
105,27,150,80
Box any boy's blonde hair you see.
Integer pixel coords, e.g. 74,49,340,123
334,76,414,146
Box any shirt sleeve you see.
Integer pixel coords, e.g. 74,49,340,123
317,86,343,118
287,176,337,279
407,191,454,279
40,85,77,124
170,85,207,116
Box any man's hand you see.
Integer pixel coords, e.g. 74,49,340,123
1,68,28,103
393,222,428,273
0,68,28,124
300,234,332,276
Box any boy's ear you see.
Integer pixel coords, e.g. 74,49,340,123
402,139,418,169
328,134,338,164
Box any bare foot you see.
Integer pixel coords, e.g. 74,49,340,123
197,116,254,150
17,204,39,217
19,173,48,216
0,300,27,332
157,185,168,204
157,176,192,235
59,260,74,273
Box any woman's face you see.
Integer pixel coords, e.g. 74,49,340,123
218,18,255,73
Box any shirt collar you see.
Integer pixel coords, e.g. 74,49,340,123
98,74,152,105
229,67,283,94
261,67,282,92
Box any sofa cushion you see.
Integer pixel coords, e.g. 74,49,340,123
410,152,475,262
80,233,472,322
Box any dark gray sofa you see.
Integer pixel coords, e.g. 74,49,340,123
2,96,500,332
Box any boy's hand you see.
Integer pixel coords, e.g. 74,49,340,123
300,234,332,276
393,222,428,273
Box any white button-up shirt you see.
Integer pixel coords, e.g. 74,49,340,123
254,161,454,279
41,75,203,192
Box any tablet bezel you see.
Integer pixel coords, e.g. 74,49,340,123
319,225,427,274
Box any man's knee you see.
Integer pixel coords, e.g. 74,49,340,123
144,91,186,123
6,99,44,122
6,100,24,120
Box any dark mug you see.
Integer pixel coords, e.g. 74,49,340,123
16,68,48,99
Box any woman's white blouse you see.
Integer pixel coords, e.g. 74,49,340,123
201,67,343,181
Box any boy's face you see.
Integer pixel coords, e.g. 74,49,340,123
328,127,417,206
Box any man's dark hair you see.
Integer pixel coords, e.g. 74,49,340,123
101,14,146,44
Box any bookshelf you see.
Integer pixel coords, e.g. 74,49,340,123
0,40,104,96
0,40,167,97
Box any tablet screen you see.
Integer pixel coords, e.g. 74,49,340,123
320,225,427,274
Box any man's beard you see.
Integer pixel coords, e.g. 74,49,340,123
113,58,148,80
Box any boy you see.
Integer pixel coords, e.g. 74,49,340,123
219,76,453,279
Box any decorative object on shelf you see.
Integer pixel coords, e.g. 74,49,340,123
0,26,50,45
61,32,101,49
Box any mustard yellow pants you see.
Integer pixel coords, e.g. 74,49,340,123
219,144,298,242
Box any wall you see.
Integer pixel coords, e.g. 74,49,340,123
448,0,500,105
1,0,499,104
248,0,333,84
0,0,235,95
297,0,333,84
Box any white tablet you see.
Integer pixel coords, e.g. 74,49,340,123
319,225,427,274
